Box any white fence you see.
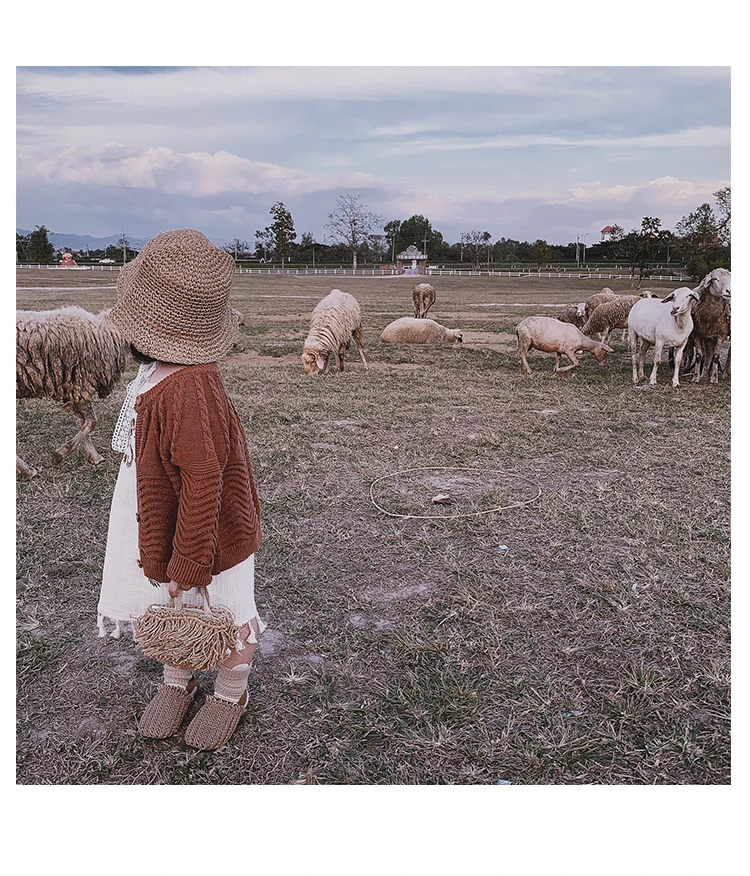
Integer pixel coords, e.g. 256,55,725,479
17,264,692,282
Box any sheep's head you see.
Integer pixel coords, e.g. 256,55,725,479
663,288,700,317
639,290,654,298
447,329,463,343
703,268,731,300
301,350,327,375
592,343,614,366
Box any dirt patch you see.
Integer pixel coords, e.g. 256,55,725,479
461,331,517,349
366,361,426,371
16,285,118,293
229,350,301,367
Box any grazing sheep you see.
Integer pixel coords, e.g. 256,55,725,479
301,289,367,374
584,287,617,322
557,302,587,329
380,317,463,344
580,291,655,345
515,316,613,375
628,287,700,387
16,306,130,476
690,268,731,384
412,283,436,318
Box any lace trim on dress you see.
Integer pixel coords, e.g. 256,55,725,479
111,362,157,464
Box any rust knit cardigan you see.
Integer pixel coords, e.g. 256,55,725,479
133,363,261,587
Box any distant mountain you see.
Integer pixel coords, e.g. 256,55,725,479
16,229,233,252
16,229,151,251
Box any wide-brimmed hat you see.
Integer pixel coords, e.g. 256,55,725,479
108,229,238,365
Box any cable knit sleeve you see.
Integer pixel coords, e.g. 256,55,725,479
166,373,230,587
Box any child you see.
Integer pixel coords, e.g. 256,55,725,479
98,229,263,751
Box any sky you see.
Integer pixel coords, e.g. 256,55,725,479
16,65,731,249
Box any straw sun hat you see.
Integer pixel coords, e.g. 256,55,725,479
108,229,239,365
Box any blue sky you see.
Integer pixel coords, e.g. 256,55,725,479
16,65,730,247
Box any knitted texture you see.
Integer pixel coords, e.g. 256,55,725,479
163,664,194,690
107,229,239,365
214,663,252,704
138,681,196,738
184,694,248,750
132,363,261,586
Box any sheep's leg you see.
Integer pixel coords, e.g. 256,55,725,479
648,341,665,386
517,339,532,374
708,339,721,385
337,343,346,372
636,338,650,383
692,336,705,383
16,454,38,479
53,401,103,465
555,349,579,373
353,326,368,369
671,340,688,388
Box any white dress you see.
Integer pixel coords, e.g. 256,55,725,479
97,363,266,647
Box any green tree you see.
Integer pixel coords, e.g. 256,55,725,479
531,239,550,267
713,186,731,246
269,202,296,262
254,227,274,261
26,225,55,264
16,232,29,262
326,193,381,270
675,202,729,279
383,220,401,263
621,217,669,287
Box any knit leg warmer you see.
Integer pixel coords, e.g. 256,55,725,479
163,664,193,690
214,663,252,704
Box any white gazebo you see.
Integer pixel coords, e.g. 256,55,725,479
396,244,428,275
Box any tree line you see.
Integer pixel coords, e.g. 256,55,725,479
17,186,729,282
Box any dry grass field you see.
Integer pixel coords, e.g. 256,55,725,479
16,268,730,785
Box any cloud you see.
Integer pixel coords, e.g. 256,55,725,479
18,144,381,197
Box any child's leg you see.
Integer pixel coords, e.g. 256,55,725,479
214,617,260,703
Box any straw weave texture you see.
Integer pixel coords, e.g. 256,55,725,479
108,229,238,365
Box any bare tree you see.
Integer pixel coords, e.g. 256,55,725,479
460,230,492,270
326,194,382,270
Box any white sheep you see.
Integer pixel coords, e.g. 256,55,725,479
301,289,367,374
584,287,617,322
412,283,436,318
380,317,463,344
628,286,701,387
557,302,587,330
690,268,731,384
16,306,130,476
516,316,613,374
580,291,655,345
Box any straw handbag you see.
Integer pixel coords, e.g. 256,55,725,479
134,585,239,672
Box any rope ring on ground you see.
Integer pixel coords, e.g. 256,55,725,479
369,465,542,520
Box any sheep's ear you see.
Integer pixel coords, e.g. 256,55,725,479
316,355,326,371
603,344,614,353
662,292,675,302
690,290,701,302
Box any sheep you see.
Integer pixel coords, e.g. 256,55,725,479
557,302,587,330
627,286,701,387
412,283,436,318
584,287,617,322
515,316,613,375
301,289,367,374
580,291,655,345
690,268,731,384
16,306,130,476
380,317,463,344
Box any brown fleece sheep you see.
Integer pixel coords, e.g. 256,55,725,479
412,283,436,318
16,306,130,476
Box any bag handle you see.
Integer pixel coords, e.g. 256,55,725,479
172,586,215,617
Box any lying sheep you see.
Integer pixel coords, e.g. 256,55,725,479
691,268,731,384
301,289,367,374
584,287,618,322
16,306,130,476
516,316,613,374
557,302,587,330
628,286,700,387
380,317,463,344
412,283,436,318
580,291,654,345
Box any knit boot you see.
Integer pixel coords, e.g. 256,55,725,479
184,664,252,750
138,665,197,739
